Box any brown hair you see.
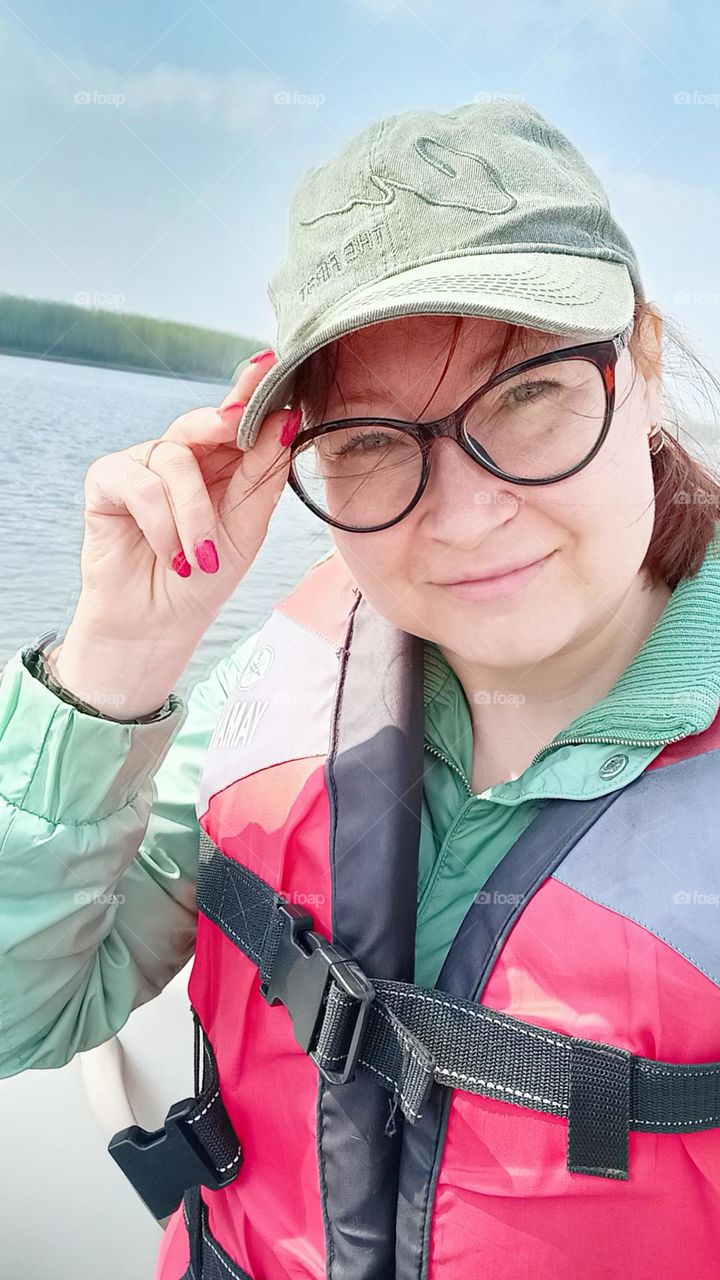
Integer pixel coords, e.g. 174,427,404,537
247,300,720,592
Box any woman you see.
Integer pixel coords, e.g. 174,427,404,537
2,100,720,1279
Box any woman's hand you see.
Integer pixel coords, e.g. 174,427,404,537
76,350,296,648
51,351,300,718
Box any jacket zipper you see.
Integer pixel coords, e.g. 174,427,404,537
424,729,689,799
529,729,688,767
424,740,482,798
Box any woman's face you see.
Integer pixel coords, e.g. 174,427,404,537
323,312,663,672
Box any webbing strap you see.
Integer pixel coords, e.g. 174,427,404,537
107,1004,242,1220
181,1185,253,1280
187,1007,244,1182
197,829,720,1179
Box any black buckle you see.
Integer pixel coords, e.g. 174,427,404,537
108,1096,241,1221
259,901,375,1085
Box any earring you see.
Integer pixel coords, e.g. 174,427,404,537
648,422,665,455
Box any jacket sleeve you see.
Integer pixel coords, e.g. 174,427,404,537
0,629,261,1078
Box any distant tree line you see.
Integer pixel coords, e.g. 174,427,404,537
0,293,268,382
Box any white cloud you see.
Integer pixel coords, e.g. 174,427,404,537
350,0,673,69
587,153,720,304
0,17,279,132
120,63,278,130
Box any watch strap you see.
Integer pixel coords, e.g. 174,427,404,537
23,629,174,725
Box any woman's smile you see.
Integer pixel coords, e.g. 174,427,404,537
434,550,556,602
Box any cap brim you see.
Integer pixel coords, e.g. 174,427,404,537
237,251,635,450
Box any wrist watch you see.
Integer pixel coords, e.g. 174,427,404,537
23,629,175,725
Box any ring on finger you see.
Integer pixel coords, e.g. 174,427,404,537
138,439,162,469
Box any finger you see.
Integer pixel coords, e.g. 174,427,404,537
133,440,218,571
218,405,294,556
153,350,279,459
85,453,187,572
212,348,274,422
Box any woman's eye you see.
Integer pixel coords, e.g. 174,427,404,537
333,431,395,457
504,379,557,404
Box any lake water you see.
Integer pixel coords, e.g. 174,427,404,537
0,352,331,701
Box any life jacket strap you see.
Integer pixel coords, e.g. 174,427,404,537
197,828,720,1181
181,1184,253,1280
107,1005,243,1220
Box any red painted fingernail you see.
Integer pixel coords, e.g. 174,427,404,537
218,400,245,416
171,550,191,578
249,348,274,364
195,538,219,573
279,408,302,447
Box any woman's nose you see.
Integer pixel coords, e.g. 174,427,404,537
415,437,523,540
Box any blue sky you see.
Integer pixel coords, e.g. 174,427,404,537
1,0,719,365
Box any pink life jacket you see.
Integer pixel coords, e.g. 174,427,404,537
140,548,720,1280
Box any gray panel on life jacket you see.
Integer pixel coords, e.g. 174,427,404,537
196,608,339,816
317,592,426,1280
553,748,720,987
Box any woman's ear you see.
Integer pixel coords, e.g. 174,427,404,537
646,306,664,363
636,305,664,427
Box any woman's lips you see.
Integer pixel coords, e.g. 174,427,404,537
436,552,555,602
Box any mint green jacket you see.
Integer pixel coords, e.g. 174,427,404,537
2,528,720,1078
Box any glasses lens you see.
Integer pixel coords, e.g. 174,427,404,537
293,423,423,529
463,357,607,480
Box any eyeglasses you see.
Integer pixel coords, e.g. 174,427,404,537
286,327,632,533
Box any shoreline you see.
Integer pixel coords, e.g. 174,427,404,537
0,345,237,385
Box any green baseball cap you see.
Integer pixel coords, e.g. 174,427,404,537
237,97,644,450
